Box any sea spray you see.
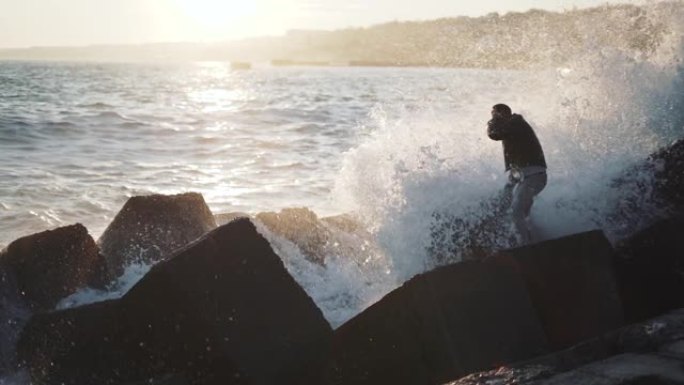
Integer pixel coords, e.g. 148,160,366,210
56,261,152,310
333,4,684,279
253,219,395,328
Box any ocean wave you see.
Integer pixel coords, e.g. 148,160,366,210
76,102,115,109
333,12,684,280
92,111,130,121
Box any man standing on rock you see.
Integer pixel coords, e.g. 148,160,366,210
487,104,547,245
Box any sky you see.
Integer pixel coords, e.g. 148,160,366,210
0,0,633,48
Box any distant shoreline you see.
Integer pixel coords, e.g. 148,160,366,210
0,58,501,70
0,2,680,69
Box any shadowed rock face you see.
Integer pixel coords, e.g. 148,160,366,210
323,230,627,385
0,223,106,311
445,217,684,385
606,138,684,237
323,260,549,385
644,138,684,212
488,230,624,350
98,192,217,277
0,269,30,375
0,224,106,375
18,218,332,385
613,216,684,324
446,308,684,385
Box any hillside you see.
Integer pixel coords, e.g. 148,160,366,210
0,2,680,68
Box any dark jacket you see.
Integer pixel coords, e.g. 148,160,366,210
487,114,547,171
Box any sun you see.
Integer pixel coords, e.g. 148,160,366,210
173,0,257,30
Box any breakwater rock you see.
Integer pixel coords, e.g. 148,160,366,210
9,214,683,384
447,307,684,385
322,230,624,385
98,192,217,277
3,134,684,384
0,223,107,311
18,218,332,385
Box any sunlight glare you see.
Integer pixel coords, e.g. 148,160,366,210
174,0,258,30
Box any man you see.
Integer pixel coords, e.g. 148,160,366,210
487,104,547,245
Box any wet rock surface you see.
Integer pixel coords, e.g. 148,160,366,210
324,230,630,385
98,192,217,277
323,260,549,385
613,215,684,324
256,207,332,264
446,308,684,385
489,230,624,350
19,218,332,385
0,269,30,375
607,138,684,237
0,223,106,311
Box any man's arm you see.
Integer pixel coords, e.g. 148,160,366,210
487,117,510,140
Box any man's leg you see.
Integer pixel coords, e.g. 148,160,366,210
497,171,518,214
511,173,547,244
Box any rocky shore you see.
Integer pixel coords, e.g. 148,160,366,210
1,139,682,385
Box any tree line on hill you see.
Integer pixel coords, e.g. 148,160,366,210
0,2,679,68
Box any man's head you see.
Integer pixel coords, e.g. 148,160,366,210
491,104,512,119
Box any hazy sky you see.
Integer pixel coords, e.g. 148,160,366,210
0,0,631,48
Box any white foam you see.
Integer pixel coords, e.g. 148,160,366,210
331,7,684,287
254,221,396,328
56,262,152,310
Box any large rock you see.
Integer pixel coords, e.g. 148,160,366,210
647,138,684,211
323,261,548,385
98,192,217,276
0,223,107,311
18,300,123,383
19,218,332,385
256,207,330,264
488,230,624,350
320,213,366,234
255,209,380,266
607,138,684,237
613,216,684,323
0,268,30,374
446,307,684,385
215,212,250,226
537,353,684,384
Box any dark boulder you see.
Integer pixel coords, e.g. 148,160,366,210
488,230,624,350
613,216,684,323
535,353,684,385
19,218,332,385
647,138,684,211
18,300,125,384
321,213,366,234
323,261,548,385
0,223,107,311
0,268,30,374
256,207,330,264
215,212,250,226
446,308,684,385
98,192,217,276
607,138,684,237
256,209,380,266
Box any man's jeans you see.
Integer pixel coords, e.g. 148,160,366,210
502,171,547,244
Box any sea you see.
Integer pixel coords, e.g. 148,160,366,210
0,7,683,382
